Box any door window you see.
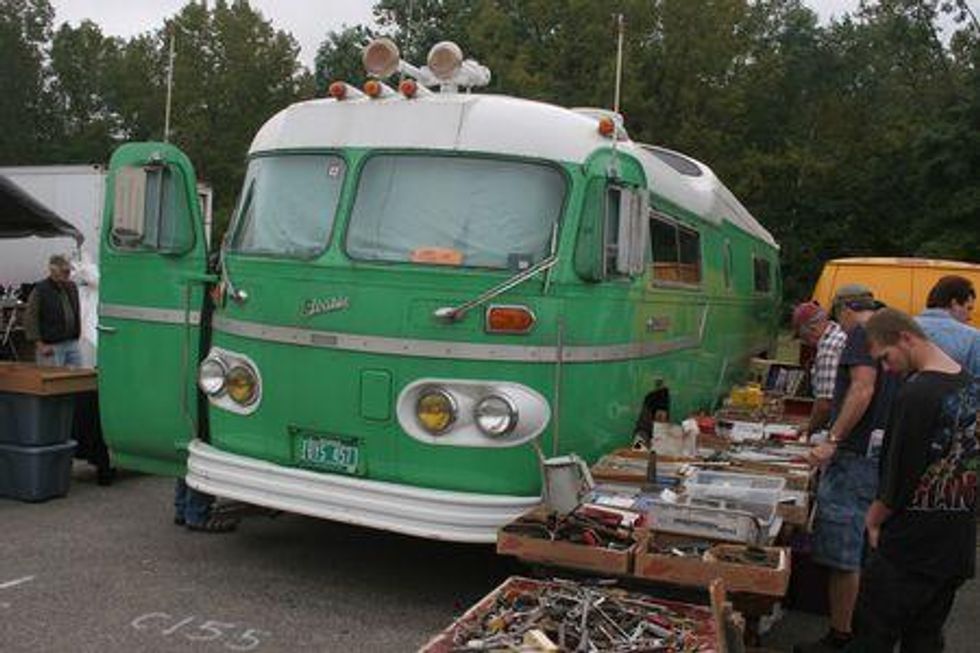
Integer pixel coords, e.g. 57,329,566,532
110,164,194,253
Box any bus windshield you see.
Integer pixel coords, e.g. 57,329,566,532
229,154,346,258
346,155,565,270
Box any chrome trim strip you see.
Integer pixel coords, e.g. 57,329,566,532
212,315,699,363
101,303,201,326
186,439,540,543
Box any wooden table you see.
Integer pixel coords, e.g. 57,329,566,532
0,362,97,395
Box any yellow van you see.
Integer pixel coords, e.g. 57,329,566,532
812,257,980,327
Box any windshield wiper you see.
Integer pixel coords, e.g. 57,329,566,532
433,254,559,323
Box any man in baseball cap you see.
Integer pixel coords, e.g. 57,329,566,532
797,284,899,652
792,301,847,439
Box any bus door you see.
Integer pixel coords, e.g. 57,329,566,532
97,143,212,476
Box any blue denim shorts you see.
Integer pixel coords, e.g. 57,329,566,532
812,451,879,571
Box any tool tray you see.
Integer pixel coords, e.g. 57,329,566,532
419,575,723,653
496,507,637,576
633,532,791,597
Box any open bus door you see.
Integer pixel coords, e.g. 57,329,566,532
97,143,213,475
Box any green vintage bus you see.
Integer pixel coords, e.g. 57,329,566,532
96,41,779,542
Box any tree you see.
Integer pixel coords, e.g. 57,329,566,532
314,25,375,91
47,20,120,162
131,0,312,236
0,0,55,163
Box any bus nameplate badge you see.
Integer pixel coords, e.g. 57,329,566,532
294,430,361,475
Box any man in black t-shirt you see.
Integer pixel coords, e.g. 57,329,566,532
855,308,978,652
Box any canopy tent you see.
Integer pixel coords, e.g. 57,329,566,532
0,175,83,243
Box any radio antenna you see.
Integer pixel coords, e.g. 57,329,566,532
164,29,176,143
613,14,624,115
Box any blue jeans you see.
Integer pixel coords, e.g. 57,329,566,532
35,340,82,367
812,450,879,571
174,478,213,526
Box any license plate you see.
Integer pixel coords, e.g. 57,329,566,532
296,434,360,475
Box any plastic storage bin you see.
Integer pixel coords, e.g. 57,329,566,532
0,392,75,446
648,498,765,544
0,440,76,502
684,470,785,524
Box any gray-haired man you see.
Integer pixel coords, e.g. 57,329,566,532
24,254,82,367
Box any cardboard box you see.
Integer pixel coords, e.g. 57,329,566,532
634,532,791,597
777,489,811,526
496,508,636,575
705,544,791,597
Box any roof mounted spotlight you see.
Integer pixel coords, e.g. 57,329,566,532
423,40,491,91
362,38,401,78
427,41,464,80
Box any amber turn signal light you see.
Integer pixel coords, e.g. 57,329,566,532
363,79,382,97
486,306,535,334
400,79,418,98
328,81,347,100
598,116,616,137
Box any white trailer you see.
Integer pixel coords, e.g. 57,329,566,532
0,164,214,287
0,164,106,287
0,164,213,365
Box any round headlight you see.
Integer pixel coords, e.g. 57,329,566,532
198,358,227,396
474,394,518,437
415,388,457,434
226,365,258,406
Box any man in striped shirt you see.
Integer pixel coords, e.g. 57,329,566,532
793,301,848,437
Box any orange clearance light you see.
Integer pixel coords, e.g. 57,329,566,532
328,81,347,100
598,116,616,137
400,79,418,98
364,79,382,97
486,306,536,334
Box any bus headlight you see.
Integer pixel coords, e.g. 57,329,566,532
416,387,457,434
198,357,227,396
226,364,259,406
473,394,518,437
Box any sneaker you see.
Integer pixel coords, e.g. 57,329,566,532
793,630,853,653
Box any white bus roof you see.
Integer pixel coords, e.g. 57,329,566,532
250,93,776,248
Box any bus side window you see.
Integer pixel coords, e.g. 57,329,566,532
650,214,701,285
111,164,193,254
753,256,772,292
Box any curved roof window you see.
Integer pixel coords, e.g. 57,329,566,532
645,147,703,177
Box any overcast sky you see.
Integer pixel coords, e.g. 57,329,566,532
49,0,972,70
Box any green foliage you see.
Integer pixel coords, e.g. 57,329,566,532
1,0,976,291
0,0,56,163
314,24,375,91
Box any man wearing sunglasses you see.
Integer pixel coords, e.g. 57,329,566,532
796,284,900,653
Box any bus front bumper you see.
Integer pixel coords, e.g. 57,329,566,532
186,439,541,543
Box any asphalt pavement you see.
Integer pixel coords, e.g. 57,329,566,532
1,463,977,652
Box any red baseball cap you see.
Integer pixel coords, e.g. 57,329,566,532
792,301,826,335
